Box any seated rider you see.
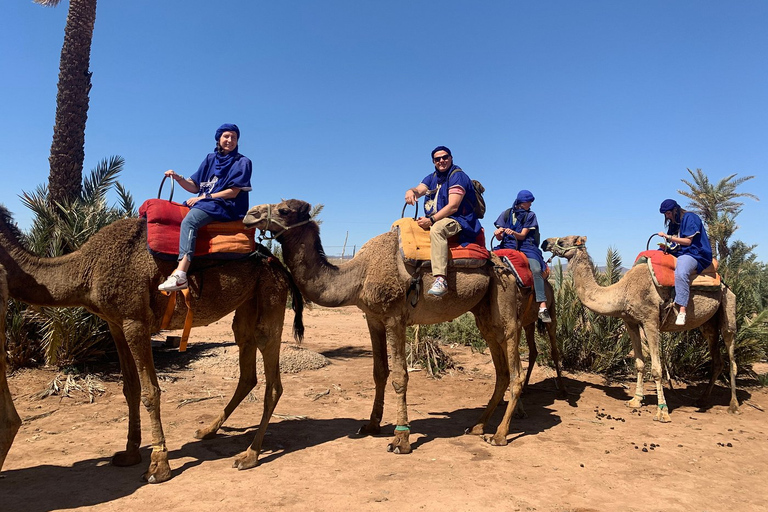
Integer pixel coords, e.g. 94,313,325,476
657,199,712,326
493,190,551,322
158,123,253,292
404,146,482,297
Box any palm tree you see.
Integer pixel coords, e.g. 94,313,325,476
35,0,99,206
677,168,759,259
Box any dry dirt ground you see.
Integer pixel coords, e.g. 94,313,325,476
2,305,768,512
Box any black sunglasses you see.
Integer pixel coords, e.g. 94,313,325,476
433,155,451,162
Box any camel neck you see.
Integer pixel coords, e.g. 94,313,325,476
279,225,365,308
569,250,627,317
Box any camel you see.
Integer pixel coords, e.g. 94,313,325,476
542,235,738,421
0,264,20,473
0,205,304,482
244,198,550,450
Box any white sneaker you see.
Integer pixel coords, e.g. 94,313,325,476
427,276,448,297
675,312,686,326
538,308,552,323
158,273,188,292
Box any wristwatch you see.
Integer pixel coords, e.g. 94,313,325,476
429,215,435,225
205,192,212,199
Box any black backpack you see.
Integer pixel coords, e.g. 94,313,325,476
446,168,486,219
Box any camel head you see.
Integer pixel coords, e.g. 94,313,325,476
541,236,588,260
244,199,313,239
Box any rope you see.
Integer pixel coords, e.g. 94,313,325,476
256,204,312,241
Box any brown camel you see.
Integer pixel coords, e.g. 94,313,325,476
0,264,20,472
0,205,303,482
542,235,738,421
244,198,539,450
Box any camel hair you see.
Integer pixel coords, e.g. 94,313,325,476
542,235,739,421
0,264,18,473
244,198,564,451
0,205,304,482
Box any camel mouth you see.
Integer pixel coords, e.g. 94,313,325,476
243,207,265,228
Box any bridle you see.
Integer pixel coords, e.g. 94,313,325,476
255,204,312,242
543,237,586,263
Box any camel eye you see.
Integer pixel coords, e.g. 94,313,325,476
278,207,290,215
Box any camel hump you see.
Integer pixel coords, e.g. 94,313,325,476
634,250,721,289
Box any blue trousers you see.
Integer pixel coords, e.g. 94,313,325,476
178,208,215,262
674,254,699,307
529,258,547,303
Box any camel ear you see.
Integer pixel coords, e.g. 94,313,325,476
576,236,587,245
298,201,311,218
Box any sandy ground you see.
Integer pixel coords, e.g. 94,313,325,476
2,305,768,512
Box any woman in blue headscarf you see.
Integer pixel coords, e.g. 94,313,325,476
657,199,712,326
158,123,253,291
493,189,550,322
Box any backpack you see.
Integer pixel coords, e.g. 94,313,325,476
447,168,486,219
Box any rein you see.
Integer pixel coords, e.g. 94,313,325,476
256,204,311,242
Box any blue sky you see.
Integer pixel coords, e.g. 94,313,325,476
1,1,766,265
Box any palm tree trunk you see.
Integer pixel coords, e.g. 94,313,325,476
46,0,98,206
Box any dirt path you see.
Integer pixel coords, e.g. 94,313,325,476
2,306,767,512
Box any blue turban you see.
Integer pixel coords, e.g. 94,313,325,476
516,189,535,204
659,199,679,213
431,145,452,159
215,123,240,142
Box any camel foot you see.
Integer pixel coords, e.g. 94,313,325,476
555,387,569,400
142,449,172,484
386,428,411,454
482,433,508,447
728,401,740,414
112,449,142,467
194,427,218,440
232,448,259,471
464,424,485,436
357,422,381,436
626,397,643,409
653,407,672,423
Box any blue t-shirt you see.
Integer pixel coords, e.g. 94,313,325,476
493,207,546,269
188,152,253,222
666,211,712,273
420,165,482,244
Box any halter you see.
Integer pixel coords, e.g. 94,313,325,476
255,203,312,242
545,237,586,264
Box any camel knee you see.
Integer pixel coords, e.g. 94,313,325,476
650,368,662,381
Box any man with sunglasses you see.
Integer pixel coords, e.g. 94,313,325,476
404,146,482,297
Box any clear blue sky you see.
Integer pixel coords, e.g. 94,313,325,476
1,1,766,265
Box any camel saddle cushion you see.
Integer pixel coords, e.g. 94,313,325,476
139,199,256,259
633,250,720,290
492,249,549,288
391,217,489,269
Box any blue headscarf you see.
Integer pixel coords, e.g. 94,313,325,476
213,123,240,177
515,189,535,206
659,199,679,213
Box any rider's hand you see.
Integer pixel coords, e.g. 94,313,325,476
405,189,418,205
416,216,432,230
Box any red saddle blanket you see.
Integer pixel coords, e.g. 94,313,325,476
391,217,489,268
633,250,720,289
139,199,256,258
493,249,550,288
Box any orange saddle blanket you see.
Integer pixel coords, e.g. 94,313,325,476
633,250,721,289
139,199,256,259
391,217,489,268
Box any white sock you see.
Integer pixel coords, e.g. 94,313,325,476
174,270,187,280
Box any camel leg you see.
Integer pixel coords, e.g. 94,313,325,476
123,319,172,483
720,292,739,413
625,323,646,409
486,319,524,447
359,317,389,435
0,284,21,472
523,323,537,390
385,319,411,454
643,323,671,422
107,323,143,467
697,320,724,408
466,324,510,435
543,295,567,397
231,305,284,470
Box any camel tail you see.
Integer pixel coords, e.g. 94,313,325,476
289,277,305,343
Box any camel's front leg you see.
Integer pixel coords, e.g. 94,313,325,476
232,324,283,471
107,323,143,467
358,317,389,435
0,331,21,472
385,320,410,454
486,322,523,447
625,323,646,409
124,320,172,483
720,292,740,414
644,324,671,422
466,306,510,436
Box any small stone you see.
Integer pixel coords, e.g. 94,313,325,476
642,447,648,452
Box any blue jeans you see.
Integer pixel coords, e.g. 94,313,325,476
529,258,547,303
178,208,215,262
674,254,699,307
